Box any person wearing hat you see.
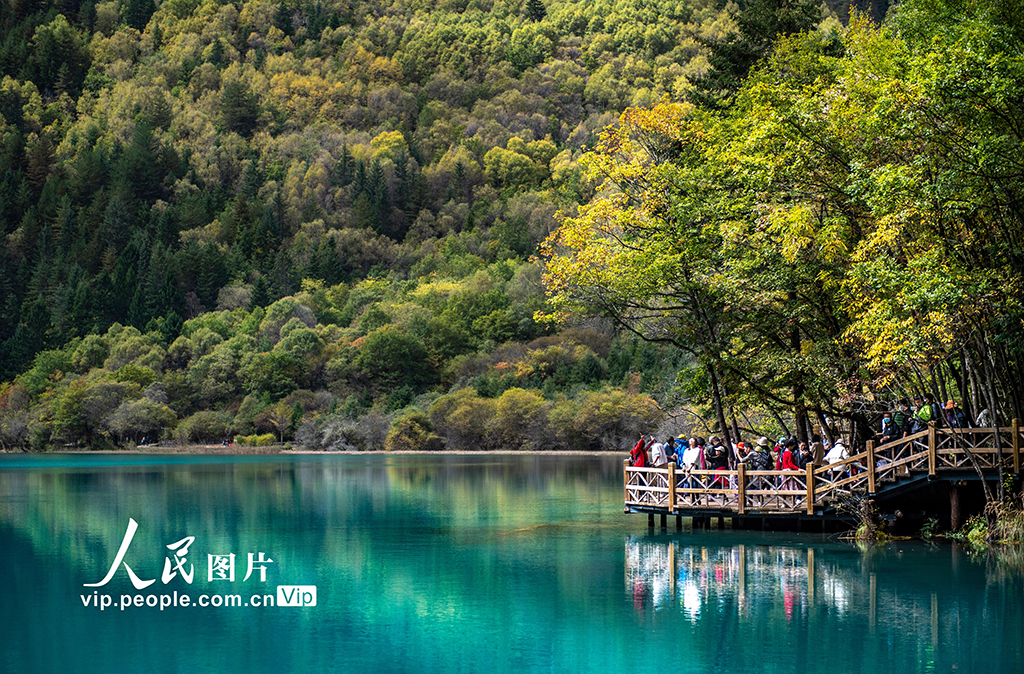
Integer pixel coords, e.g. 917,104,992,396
943,400,965,428
739,436,773,488
824,436,849,475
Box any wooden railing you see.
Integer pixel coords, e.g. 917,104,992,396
624,422,1023,515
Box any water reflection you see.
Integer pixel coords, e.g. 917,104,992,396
0,455,1022,674
625,534,1024,672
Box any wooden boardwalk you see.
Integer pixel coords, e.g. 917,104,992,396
624,422,1022,521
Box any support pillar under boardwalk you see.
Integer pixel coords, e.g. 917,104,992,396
660,513,667,528
675,515,682,530
648,513,654,527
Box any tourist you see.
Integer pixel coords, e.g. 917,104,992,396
923,393,944,427
704,437,729,470
892,399,912,438
880,411,899,444
825,437,865,477
681,437,702,470
740,437,773,489
909,398,929,434
649,436,668,468
809,433,825,466
824,437,849,475
780,438,800,489
944,400,966,428
704,436,729,487
629,435,648,468
665,436,676,463
976,407,992,427
742,436,772,468
797,440,810,469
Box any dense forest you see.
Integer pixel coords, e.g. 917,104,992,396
1,0,1022,457
0,0,751,450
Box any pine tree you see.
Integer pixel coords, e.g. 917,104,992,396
123,0,156,31
220,81,260,137
526,0,546,22
249,275,270,309
690,0,822,109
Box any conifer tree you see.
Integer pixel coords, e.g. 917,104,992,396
690,0,821,109
526,0,546,22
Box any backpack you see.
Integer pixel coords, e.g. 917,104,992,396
917,404,932,422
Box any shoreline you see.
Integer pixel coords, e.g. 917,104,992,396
1,446,626,457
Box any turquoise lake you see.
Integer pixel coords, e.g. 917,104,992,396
0,453,1021,673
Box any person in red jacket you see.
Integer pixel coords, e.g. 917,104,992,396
630,435,648,468
780,438,800,490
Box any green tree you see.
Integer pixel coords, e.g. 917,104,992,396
526,0,547,22
354,326,435,392
690,0,822,109
122,0,156,31
220,81,260,137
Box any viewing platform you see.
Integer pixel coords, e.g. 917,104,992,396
624,423,1022,530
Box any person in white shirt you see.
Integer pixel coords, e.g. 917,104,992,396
649,437,668,468
825,438,864,476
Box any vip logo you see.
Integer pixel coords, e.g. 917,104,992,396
277,585,317,607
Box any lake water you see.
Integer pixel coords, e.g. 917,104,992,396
0,453,1021,674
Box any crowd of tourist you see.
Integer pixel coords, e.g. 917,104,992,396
626,394,986,483
629,433,835,474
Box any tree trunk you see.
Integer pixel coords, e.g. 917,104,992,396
707,361,732,455
815,408,834,446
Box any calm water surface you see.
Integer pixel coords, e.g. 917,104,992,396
0,453,1021,674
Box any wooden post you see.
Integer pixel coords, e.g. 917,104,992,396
668,462,676,511
1013,418,1020,474
805,464,815,515
660,513,667,528
623,459,630,506
928,426,937,476
866,440,876,494
737,463,746,515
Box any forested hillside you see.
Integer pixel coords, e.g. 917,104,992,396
9,0,1018,457
0,0,758,450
